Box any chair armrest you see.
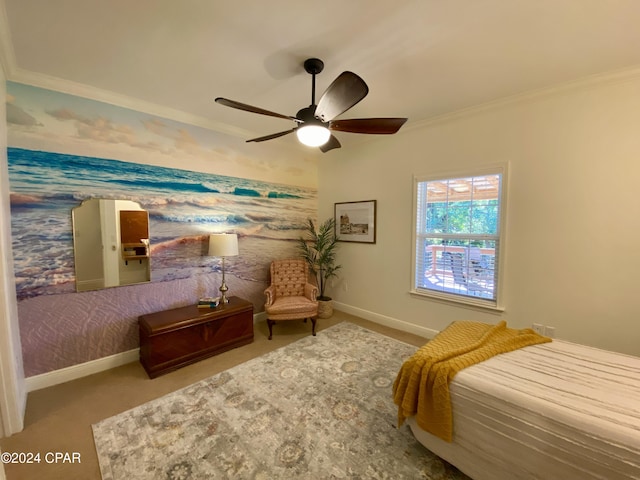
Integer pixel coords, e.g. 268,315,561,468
304,283,318,302
264,285,275,307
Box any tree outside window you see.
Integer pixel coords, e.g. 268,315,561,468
412,170,505,308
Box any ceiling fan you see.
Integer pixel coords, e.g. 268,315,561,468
215,58,408,153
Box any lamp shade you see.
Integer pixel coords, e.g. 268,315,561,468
296,124,331,147
208,233,239,257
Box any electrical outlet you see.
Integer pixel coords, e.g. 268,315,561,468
532,323,545,335
544,326,555,338
343,282,348,292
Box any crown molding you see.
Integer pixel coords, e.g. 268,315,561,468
1,60,308,154
2,61,310,154
11,66,256,137
404,65,640,133
0,2,265,144
2,0,639,149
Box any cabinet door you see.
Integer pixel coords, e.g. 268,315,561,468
201,310,253,349
146,327,205,367
144,310,254,372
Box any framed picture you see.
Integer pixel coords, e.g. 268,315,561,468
334,200,377,243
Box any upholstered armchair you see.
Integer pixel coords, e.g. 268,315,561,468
264,258,318,340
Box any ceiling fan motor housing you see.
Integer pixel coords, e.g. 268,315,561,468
303,58,324,75
296,105,327,127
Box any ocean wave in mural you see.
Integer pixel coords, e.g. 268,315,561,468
8,147,317,300
7,81,320,377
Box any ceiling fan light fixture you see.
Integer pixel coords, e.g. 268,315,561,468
216,58,406,152
296,124,331,147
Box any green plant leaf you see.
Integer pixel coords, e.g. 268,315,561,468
297,217,341,298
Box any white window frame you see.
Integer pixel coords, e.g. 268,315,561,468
410,165,508,311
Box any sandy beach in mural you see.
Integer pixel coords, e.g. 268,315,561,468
16,237,293,377
8,147,316,376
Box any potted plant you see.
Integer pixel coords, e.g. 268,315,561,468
298,217,341,318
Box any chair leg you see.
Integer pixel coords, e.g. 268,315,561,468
311,318,316,336
267,319,274,340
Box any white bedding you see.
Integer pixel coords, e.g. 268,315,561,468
408,339,640,480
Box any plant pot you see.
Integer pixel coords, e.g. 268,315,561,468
317,298,333,319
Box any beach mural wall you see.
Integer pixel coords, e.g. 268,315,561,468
6,82,318,377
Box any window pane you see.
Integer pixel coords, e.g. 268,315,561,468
470,202,499,234
446,204,472,234
416,237,497,301
414,172,502,305
425,203,447,232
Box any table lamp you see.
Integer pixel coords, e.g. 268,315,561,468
208,233,239,304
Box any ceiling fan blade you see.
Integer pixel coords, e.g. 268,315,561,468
246,128,296,143
315,72,369,122
329,118,408,134
319,134,341,153
215,98,299,122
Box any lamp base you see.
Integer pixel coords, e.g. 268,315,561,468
219,283,229,304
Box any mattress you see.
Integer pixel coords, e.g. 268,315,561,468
408,339,640,480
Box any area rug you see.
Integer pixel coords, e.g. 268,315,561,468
92,322,470,479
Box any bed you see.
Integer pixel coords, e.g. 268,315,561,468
406,338,640,480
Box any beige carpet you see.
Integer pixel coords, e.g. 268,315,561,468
0,312,440,480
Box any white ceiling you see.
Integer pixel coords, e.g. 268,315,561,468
2,0,640,151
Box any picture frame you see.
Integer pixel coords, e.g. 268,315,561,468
334,200,377,243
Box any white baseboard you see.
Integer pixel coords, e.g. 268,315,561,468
25,312,268,392
24,310,423,392
333,301,439,339
25,349,140,393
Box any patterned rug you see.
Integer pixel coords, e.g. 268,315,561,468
92,322,470,479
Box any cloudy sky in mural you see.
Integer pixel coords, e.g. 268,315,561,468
6,82,317,187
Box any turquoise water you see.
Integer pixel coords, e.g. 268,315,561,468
8,147,317,298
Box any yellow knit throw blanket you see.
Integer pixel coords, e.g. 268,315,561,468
393,320,551,442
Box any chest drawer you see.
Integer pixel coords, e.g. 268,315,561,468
139,297,253,378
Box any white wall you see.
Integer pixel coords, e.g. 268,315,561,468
319,73,640,356
0,64,26,436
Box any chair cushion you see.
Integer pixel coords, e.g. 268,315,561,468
265,296,318,320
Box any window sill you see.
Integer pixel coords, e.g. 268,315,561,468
409,289,505,314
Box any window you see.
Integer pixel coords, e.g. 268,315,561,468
411,167,506,309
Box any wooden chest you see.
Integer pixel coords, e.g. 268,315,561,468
138,296,254,378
